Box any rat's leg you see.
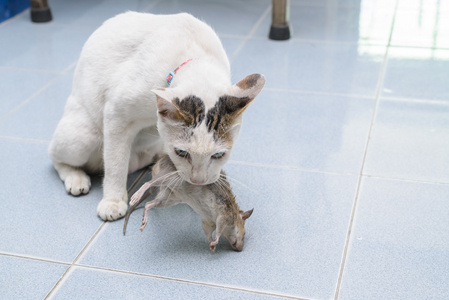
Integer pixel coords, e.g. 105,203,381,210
130,181,154,207
209,216,226,253
140,200,158,231
123,184,156,235
201,220,216,243
130,161,178,206
139,189,180,231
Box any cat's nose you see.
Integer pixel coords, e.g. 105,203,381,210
190,170,207,185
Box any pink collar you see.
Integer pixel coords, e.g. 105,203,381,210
166,58,194,87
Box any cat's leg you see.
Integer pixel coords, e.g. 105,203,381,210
48,103,99,196
128,127,163,174
53,163,91,196
97,117,142,221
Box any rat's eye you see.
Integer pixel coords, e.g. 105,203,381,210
175,148,189,158
211,152,225,159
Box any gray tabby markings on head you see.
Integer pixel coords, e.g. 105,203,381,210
173,95,251,143
206,95,250,140
173,95,205,128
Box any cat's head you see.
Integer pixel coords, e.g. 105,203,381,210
153,74,265,185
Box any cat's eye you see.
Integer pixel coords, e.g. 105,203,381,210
211,152,225,159
175,148,189,158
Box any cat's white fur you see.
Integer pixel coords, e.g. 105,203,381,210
48,12,265,221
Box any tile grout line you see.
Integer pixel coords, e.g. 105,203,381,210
43,222,108,299
228,160,358,176
0,135,49,145
380,95,449,106
0,252,71,266
245,35,449,50
263,87,375,100
0,75,63,124
0,61,77,125
333,0,399,298
0,66,62,74
69,264,306,300
361,174,449,186
229,160,449,185
44,167,150,299
0,8,29,28
230,4,271,62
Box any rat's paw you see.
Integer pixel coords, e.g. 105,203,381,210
65,171,91,196
97,198,128,221
209,237,219,253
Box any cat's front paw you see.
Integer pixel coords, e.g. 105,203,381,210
97,198,128,221
65,172,91,196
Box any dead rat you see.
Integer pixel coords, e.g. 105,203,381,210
123,154,253,253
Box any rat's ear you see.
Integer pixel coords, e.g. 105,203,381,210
240,208,254,221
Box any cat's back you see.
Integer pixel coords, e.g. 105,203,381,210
74,11,228,107
82,11,225,64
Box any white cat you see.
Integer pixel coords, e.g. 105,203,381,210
48,11,265,221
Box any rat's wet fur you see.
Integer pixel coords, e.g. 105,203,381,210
123,154,253,253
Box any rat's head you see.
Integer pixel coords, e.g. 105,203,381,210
153,74,265,186
223,208,254,251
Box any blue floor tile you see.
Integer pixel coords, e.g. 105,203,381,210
381,47,449,101
364,99,449,183
0,68,58,120
78,164,357,299
0,255,68,299
0,73,71,141
231,39,386,96
149,0,270,36
0,21,93,72
338,177,449,299
0,139,103,262
48,0,157,28
391,1,449,49
231,90,374,174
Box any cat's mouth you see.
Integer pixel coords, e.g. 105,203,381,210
185,174,220,186
191,181,206,186
187,178,219,186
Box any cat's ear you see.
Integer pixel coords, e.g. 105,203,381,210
152,88,185,122
228,74,265,115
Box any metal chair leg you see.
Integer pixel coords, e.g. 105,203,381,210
30,0,52,23
269,0,291,40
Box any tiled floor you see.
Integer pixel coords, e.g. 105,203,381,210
1,0,448,299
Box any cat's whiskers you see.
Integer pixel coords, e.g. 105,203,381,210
163,172,184,201
218,173,257,194
157,170,180,185
214,176,232,197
